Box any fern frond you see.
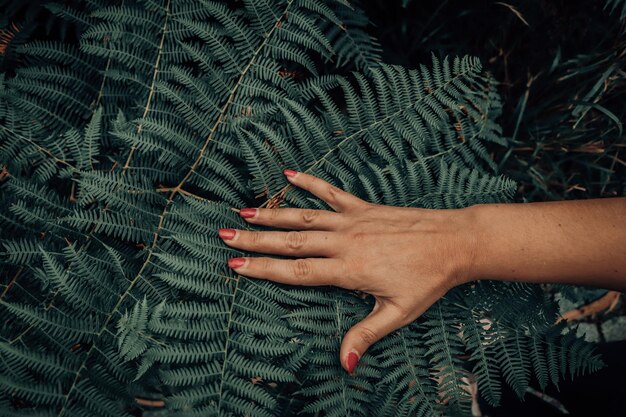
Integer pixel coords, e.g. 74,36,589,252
422,303,471,414
0,2,602,416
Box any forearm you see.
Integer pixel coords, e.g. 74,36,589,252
465,198,626,290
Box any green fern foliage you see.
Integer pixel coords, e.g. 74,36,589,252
606,0,626,19
0,1,602,416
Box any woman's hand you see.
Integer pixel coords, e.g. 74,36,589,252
218,169,480,373
218,169,626,372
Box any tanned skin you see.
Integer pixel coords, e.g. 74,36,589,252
217,170,626,373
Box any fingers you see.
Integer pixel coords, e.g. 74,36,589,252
228,256,346,286
284,169,367,213
219,228,337,257
239,207,343,231
339,303,408,374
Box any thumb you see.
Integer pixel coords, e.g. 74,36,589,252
340,302,406,374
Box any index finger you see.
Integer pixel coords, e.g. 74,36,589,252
240,207,343,230
284,169,367,213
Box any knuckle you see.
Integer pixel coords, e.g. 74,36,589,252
285,231,306,250
249,232,263,246
327,186,340,200
292,258,312,279
267,209,280,220
301,209,319,225
350,232,368,242
259,257,273,271
357,327,378,345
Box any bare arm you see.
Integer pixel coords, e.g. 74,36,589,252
469,198,626,291
218,170,626,374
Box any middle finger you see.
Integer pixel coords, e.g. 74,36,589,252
218,229,338,257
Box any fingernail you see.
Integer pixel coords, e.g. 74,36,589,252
228,257,246,269
239,208,257,219
283,169,297,178
218,228,236,240
346,351,359,374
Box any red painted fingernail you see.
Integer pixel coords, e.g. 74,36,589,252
283,169,297,177
346,351,359,374
218,228,236,240
239,208,257,219
228,257,246,269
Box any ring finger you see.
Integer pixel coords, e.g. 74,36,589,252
228,256,346,287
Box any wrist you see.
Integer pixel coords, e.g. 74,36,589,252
461,202,519,284
454,204,491,286
422,205,486,291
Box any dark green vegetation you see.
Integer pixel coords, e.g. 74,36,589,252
367,0,626,202
0,1,619,416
